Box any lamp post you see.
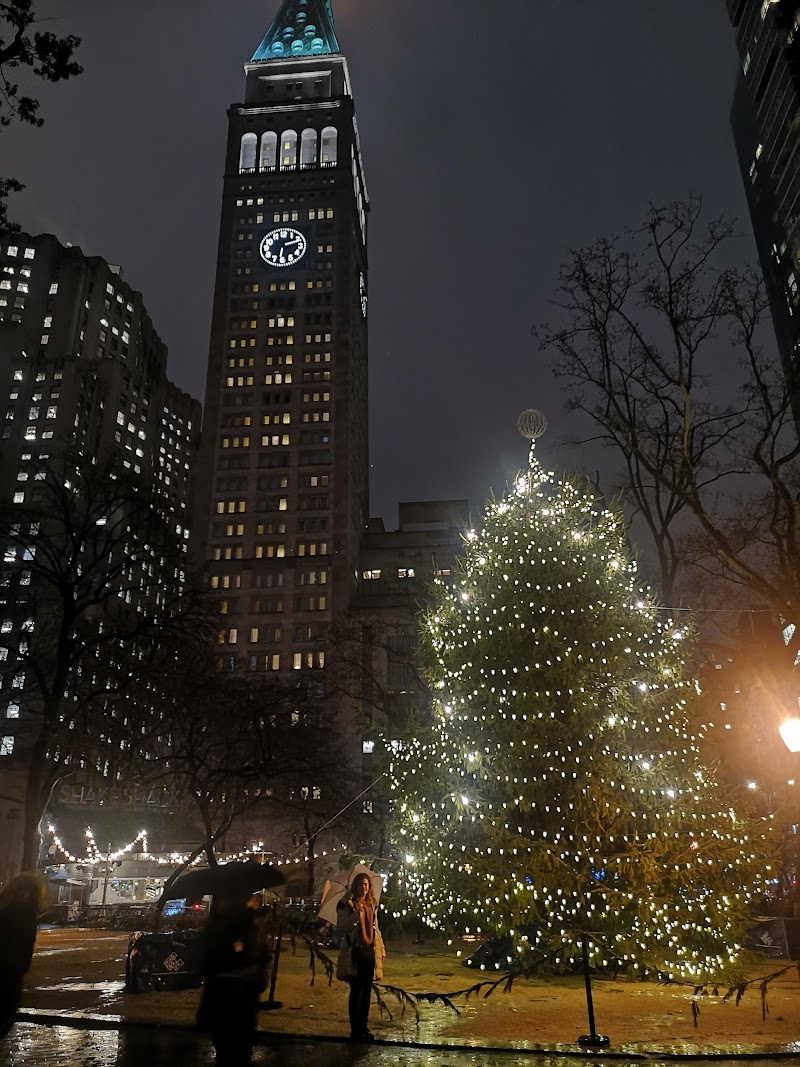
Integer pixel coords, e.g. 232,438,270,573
779,718,800,754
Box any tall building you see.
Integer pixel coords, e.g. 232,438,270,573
195,0,369,677
0,231,200,874
0,232,200,523
355,501,469,829
727,0,800,418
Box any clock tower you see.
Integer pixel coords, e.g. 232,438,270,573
196,0,369,678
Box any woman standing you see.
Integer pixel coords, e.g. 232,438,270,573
335,872,379,1042
0,872,47,1036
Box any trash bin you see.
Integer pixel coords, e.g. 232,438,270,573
125,929,205,993
745,917,800,960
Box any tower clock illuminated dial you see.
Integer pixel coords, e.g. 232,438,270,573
359,271,367,318
259,227,307,268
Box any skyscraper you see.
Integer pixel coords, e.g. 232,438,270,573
727,1,800,417
0,232,199,523
0,231,200,874
195,0,369,681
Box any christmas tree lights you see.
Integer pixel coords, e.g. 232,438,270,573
387,429,771,981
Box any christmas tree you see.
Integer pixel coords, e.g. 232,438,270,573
387,414,770,981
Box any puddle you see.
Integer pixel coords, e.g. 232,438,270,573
35,980,122,1002
35,947,88,956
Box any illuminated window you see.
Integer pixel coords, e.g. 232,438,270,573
320,126,337,165
280,129,298,169
362,569,381,580
300,128,318,167
260,131,277,171
239,132,257,172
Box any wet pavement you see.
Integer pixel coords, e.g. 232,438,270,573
4,1023,800,1067
16,930,800,1063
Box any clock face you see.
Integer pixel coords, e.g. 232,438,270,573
259,227,307,268
359,271,367,318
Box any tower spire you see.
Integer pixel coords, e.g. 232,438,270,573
252,0,340,62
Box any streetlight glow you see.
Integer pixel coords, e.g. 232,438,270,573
780,719,800,753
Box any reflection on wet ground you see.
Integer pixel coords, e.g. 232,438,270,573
4,1024,800,1067
36,947,92,956
37,980,124,999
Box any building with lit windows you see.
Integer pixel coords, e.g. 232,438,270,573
193,1,476,857
727,0,800,421
195,0,369,677
355,501,469,823
0,231,200,869
0,232,200,517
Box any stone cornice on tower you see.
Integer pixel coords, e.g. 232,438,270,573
252,0,340,62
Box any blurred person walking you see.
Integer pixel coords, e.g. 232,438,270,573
0,872,47,1035
197,892,270,1066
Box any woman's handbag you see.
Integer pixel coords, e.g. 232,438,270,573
351,926,376,965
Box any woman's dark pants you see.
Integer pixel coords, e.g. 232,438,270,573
347,955,375,1037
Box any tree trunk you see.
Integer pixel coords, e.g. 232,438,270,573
21,735,54,872
303,807,316,895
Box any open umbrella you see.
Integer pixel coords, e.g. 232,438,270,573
165,861,285,901
317,863,383,925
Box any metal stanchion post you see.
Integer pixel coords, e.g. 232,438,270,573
260,921,283,1011
577,934,610,1047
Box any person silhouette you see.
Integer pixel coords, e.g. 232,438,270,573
0,872,47,1035
197,892,270,1065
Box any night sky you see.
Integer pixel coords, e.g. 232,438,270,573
5,1,752,527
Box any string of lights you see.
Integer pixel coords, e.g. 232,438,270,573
46,825,353,871
47,826,151,864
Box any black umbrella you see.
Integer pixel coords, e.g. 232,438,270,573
165,861,285,901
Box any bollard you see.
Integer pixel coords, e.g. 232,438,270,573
577,934,610,1047
260,921,283,1011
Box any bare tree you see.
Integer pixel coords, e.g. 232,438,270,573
0,453,188,870
321,612,435,860
261,711,368,895
0,1,81,228
538,196,800,667
130,648,296,868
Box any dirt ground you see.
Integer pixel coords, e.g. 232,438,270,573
23,928,800,1052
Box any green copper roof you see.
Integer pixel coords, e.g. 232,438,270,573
252,0,340,61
